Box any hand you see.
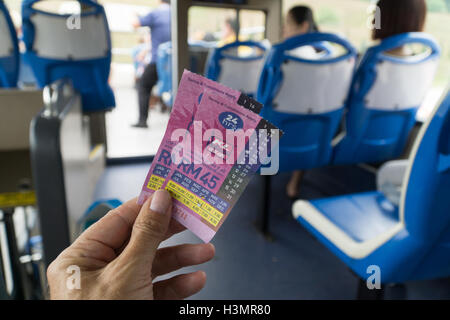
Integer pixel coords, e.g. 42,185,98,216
47,190,215,300
136,48,149,62
132,14,141,29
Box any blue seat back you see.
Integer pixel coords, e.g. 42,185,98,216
189,40,216,75
0,0,19,88
311,41,334,59
156,41,216,107
256,33,357,171
402,87,450,241
206,40,268,97
22,0,115,112
333,33,441,165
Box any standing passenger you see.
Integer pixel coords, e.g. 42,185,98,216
132,0,171,128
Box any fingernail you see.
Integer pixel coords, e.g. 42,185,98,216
150,190,171,214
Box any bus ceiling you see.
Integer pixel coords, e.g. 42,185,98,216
171,0,283,95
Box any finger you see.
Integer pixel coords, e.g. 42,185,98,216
163,218,186,241
106,196,185,256
153,271,207,300
115,210,185,256
70,198,143,262
112,197,144,226
118,190,173,268
152,243,215,278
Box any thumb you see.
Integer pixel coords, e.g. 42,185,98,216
119,190,173,268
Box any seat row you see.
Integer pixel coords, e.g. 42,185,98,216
205,32,440,168
0,0,115,112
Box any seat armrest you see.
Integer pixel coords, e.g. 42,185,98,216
377,160,409,189
377,160,409,205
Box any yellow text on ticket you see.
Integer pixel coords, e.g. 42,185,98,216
147,175,166,191
165,180,223,227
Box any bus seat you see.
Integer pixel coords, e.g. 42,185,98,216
332,32,441,165
189,39,216,76
311,41,334,59
0,0,19,88
257,33,357,171
21,0,115,112
293,86,450,284
156,40,216,108
376,159,409,206
205,40,268,97
78,199,122,233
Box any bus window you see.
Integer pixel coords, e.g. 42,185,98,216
99,1,169,159
29,0,82,14
188,6,237,44
239,9,266,42
283,0,449,87
283,0,450,121
4,0,20,13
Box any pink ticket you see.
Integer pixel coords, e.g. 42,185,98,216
137,70,281,243
137,70,261,205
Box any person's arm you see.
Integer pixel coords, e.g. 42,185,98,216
132,15,141,29
133,11,154,29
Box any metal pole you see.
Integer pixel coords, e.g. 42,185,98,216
262,175,271,236
2,208,26,299
171,0,190,95
0,241,8,299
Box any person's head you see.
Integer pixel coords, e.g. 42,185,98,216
372,0,426,40
223,17,238,38
160,0,170,5
283,5,318,39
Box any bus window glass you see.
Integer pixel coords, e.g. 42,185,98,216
283,0,449,123
31,0,81,14
282,0,450,88
98,0,167,159
239,9,266,42
188,7,237,44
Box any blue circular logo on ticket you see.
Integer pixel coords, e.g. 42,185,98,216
219,112,243,131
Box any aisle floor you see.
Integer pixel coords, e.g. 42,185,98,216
106,63,170,159
94,163,450,299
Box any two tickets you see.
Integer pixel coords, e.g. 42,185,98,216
138,70,282,242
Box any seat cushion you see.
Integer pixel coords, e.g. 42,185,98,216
311,191,399,242
293,191,403,259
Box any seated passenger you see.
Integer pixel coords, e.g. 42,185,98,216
371,0,427,57
217,17,239,47
282,5,320,198
371,0,428,203
286,0,428,199
283,5,319,59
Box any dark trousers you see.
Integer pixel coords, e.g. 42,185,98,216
137,62,158,123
